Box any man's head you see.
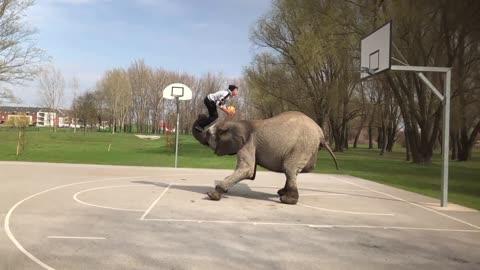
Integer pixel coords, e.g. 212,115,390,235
228,85,238,96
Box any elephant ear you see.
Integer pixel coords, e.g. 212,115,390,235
214,122,246,156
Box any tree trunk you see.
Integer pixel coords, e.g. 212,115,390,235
368,125,373,149
412,144,434,164
353,126,362,148
377,127,383,149
386,73,441,165
330,119,344,152
16,131,21,157
379,123,387,156
405,132,411,161
386,126,396,152
456,121,480,161
344,126,349,150
451,131,458,160
112,118,115,134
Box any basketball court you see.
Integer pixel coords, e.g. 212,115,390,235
1,161,479,270
1,19,477,270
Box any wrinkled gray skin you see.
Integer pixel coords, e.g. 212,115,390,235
192,111,339,205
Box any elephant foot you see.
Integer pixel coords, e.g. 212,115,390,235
280,190,299,204
280,195,298,204
207,185,226,201
277,188,286,196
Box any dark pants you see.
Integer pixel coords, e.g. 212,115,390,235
199,97,218,128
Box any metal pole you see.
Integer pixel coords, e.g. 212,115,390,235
391,65,450,73
175,97,180,168
441,69,451,207
391,65,452,207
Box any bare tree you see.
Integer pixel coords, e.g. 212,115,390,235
147,69,171,134
128,59,151,133
38,65,65,131
0,0,46,102
97,69,131,134
0,88,17,104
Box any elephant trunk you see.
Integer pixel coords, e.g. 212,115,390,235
192,115,210,146
192,115,217,151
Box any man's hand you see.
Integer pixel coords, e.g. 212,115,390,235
220,105,234,117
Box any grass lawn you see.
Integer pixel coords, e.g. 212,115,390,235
1,127,479,210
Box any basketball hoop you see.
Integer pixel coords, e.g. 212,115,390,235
360,20,452,207
162,83,193,168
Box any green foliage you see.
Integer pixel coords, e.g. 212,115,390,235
247,0,480,161
5,114,30,156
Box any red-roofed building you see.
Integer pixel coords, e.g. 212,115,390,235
0,106,70,127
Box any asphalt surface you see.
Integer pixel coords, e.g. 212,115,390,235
1,161,479,270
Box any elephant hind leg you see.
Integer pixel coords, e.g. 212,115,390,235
277,182,287,196
279,151,310,204
301,152,318,173
279,169,300,205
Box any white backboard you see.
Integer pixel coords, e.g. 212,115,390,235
162,83,192,100
360,21,392,79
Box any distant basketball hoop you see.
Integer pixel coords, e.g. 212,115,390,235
162,83,192,168
163,83,192,100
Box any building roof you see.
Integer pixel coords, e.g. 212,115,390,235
0,106,68,116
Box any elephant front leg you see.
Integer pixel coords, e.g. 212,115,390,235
207,143,256,201
207,185,226,201
207,165,255,201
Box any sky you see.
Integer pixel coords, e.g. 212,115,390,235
13,0,272,107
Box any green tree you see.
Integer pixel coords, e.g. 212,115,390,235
73,91,97,133
6,113,30,156
247,0,362,151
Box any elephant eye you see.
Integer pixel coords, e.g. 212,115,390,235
218,128,229,134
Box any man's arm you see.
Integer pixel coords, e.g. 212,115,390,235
219,105,233,116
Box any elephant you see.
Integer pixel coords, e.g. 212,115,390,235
191,111,339,205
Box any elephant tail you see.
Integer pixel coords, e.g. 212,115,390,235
320,141,339,170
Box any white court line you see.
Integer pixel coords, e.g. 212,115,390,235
297,203,394,216
73,185,147,212
47,236,105,240
3,175,152,270
140,183,173,220
173,183,211,186
142,218,479,233
300,193,346,196
261,186,367,192
328,176,480,230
